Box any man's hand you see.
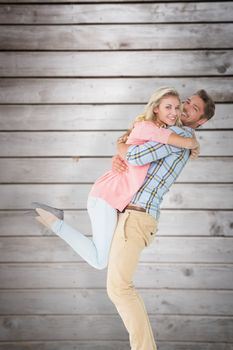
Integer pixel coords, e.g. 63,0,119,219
190,142,200,160
112,155,128,173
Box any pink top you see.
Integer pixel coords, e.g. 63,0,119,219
89,121,172,211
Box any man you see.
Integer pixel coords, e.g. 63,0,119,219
106,90,215,350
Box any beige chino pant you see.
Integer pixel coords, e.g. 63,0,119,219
107,209,158,350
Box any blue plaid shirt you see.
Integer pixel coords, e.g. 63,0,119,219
126,126,193,220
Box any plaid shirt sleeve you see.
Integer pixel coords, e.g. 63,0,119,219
126,142,175,165
126,126,193,166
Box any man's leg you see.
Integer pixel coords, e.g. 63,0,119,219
107,209,158,350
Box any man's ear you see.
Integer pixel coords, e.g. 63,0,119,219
197,117,208,127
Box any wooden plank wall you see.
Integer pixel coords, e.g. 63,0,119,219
0,1,233,349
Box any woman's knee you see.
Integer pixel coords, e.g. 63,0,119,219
94,259,107,270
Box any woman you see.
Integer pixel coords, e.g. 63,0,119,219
33,87,198,269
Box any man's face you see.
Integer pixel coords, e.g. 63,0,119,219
181,95,207,128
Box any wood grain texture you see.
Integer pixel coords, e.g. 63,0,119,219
0,104,232,130
0,131,232,156
0,315,232,341
0,78,231,103
0,0,209,2
0,263,232,289
1,3,232,24
0,24,232,50
0,184,232,209
0,289,232,315
0,237,232,263
0,1,232,348
1,210,232,237
0,341,232,350
1,51,232,77
0,157,232,183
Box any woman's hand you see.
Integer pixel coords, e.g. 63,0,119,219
117,128,132,144
112,155,128,173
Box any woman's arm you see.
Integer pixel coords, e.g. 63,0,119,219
127,121,198,150
167,131,199,149
116,123,200,167
117,138,131,158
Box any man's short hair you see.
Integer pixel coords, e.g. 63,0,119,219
194,89,215,120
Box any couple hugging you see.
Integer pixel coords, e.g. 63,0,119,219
33,86,215,350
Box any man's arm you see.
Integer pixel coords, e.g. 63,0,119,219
114,140,199,169
116,130,176,165
112,126,200,171
126,142,176,166
126,126,200,166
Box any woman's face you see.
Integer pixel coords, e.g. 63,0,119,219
153,95,181,126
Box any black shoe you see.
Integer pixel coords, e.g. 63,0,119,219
31,202,64,220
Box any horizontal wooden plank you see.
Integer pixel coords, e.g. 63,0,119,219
0,131,232,156
1,237,232,263
0,104,136,131
0,103,232,130
145,237,233,263
0,341,232,350
0,24,232,50
0,0,200,2
0,157,232,183
0,131,120,157
161,184,233,210
0,341,131,350
196,131,233,156
0,289,232,316
1,51,233,77
0,184,232,210
1,3,232,24
0,78,231,103
1,158,109,182
0,263,232,289
1,210,232,238
0,315,232,342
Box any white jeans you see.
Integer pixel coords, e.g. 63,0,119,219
51,196,118,269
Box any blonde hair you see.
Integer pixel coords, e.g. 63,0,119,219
135,86,182,126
